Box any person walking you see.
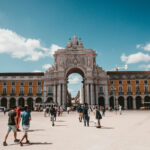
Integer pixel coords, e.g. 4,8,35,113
67,106,70,114
77,105,83,122
50,105,56,126
119,105,122,115
3,107,6,115
19,106,31,146
3,106,19,146
83,103,89,127
16,105,21,131
96,106,102,128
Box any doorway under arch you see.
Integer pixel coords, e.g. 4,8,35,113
10,98,16,108
18,98,25,107
1,98,7,108
36,97,42,103
109,96,114,109
118,96,124,109
144,96,150,107
136,96,142,109
27,98,34,110
98,96,105,107
127,96,133,109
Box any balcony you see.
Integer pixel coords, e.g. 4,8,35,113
118,92,124,95
98,92,104,95
47,93,53,96
109,91,114,95
2,93,7,96
28,93,33,96
19,93,24,96
144,91,150,94
10,93,16,96
136,91,141,95
127,92,133,95
36,93,42,96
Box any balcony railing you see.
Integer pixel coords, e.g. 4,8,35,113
136,91,141,95
47,93,53,96
28,93,33,96
118,92,124,95
98,92,104,95
10,93,16,96
109,91,114,95
2,93,7,96
144,91,150,94
127,92,133,95
36,93,42,96
19,93,24,96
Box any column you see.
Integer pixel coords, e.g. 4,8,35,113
0,98,1,107
96,85,99,105
7,99,9,109
57,84,61,106
133,97,136,109
124,97,127,109
53,85,56,104
16,98,19,107
86,84,90,104
116,96,118,108
91,84,95,105
104,85,109,108
25,99,27,105
62,84,67,107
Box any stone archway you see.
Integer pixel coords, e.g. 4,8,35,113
127,96,133,109
36,97,42,103
10,98,16,108
18,98,25,107
109,96,114,109
144,96,150,107
27,97,34,110
136,96,142,109
98,96,105,107
44,36,107,107
1,98,7,108
118,96,124,109
46,97,53,103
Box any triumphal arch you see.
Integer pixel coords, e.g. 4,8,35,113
44,36,108,106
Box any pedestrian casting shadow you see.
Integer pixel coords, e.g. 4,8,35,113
55,125,67,127
56,120,66,122
28,129,45,132
100,126,114,129
9,142,52,146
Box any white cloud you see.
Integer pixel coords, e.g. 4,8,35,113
136,44,141,49
0,28,62,61
33,70,42,72
42,64,52,70
139,64,150,70
69,76,80,84
121,52,150,64
143,43,150,51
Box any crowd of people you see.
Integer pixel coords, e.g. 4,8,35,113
2,103,122,147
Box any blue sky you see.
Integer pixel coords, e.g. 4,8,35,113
0,0,150,96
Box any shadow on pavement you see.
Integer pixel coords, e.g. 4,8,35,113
55,125,67,127
56,120,66,122
28,129,45,132
101,126,114,129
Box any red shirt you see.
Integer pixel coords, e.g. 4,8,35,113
16,108,21,117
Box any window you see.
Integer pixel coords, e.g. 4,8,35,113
20,82,24,86
99,87,103,93
127,86,132,92
38,81,41,86
37,87,41,93
3,88,6,94
110,81,113,85
11,87,15,94
119,81,122,84
145,86,149,93
12,82,15,86
119,86,123,92
136,80,139,84
48,87,53,93
28,87,32,94
144,80,148,85
29,82,32,86
127,80,130,84
3,82,7,86
20,87,24,94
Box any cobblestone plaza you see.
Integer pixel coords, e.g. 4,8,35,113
0,110,150,150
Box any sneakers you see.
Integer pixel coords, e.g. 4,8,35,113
3,141,7,146
14,139,20,142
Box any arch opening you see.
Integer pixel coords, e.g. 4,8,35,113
127,96,133,109
1,98,7,108
136,96,142,109
118,96,124,109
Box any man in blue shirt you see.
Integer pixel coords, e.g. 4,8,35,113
19,105,31,146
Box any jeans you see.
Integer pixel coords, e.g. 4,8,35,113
83,115,89,126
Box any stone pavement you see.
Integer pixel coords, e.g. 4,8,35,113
0,110,150,150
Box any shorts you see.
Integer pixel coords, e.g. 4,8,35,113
22,125,30,135
8,125,17,132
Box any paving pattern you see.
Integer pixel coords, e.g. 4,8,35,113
0,110,150,150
